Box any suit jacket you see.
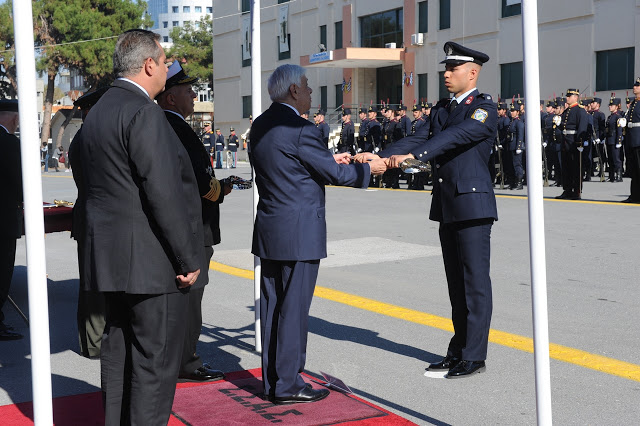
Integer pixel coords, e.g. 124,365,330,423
250,102,370,261
381,90,498,224
69,128,85,242
75,79,205,294
0,126,22,239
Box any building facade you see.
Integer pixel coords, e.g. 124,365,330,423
147,0,214,43
212,0,640,131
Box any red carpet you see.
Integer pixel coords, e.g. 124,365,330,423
0,369,415,425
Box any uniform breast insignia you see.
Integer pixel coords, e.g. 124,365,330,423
465,96,474,105
471,109,488,123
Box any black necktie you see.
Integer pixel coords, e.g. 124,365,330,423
448,99,458,113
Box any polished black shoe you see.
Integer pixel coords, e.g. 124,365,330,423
0,328,23,341
427,355,461,371
621,197,640,204
178,365,225,382
446,360,486,378
555,191,571,199
272,384,330,405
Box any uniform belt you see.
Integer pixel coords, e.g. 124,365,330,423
562,130,577,135
628,122,640,128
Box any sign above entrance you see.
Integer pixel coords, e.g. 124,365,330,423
309,51,333,64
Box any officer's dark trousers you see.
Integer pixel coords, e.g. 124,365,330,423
553,145,563,182
180,246,213,374
260,258,319,398
77,242,106,358
582,142,593,176
439,218,493,361
628,146,640,201
562,146,581,193
502,150,514,184
606,145,622,180
0,238,16,325
512,150,524,181
101,291,187,426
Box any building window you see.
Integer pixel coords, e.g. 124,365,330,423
242,0,250,13
320,86,327,112
242,96,252,119
500,61,524,99
206,7,212,13
439,71,448,100
172,6,178,13
360,8,403,48
418,1,428,33
163,21,168,28
418,73,428,103
183,6,190,13
278,34,291,60
501,0,522,18
195,6,202,13
335,84,343,110
439,0,450,30
320,25,327,50
596,47,635,91
278,0,289,3
195,21,200,29
172,21,179,27
163,36,169,43
184,21,190,26
335,21,343,49
241,46,251,67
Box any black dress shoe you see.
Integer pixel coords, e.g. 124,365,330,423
427,355,461,371
555,191,571,199
272,384,330,405
446,360,486,378
178,366,225,382
621,197,640,204
0,328,23,341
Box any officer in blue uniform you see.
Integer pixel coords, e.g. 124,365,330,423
338,108,355,154
605,97,624,182
591,97,607,178
358,41,498,378
508,103,525,189
495,102,510,186
398,104,412,137
623,77,640,203
315,109,330,149
408,104,428,189
556,89,589,199
543,101,557,183
366,105,381,153
582,99,595,181
228,127,239,168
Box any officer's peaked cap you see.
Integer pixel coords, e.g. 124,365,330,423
440,41,489,66
0,99,19,112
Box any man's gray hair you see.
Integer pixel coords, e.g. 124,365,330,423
113,29,163,78
267,64,306,102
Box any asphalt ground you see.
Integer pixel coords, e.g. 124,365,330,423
1,161,639,425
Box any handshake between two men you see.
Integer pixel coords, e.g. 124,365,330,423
332,152,430,175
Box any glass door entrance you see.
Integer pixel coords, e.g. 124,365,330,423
376,65,402,106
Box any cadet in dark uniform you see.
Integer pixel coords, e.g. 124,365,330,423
495,102,510,186
315,109,330,149
508,103,525,189
556,88,589,199
605,97,624,182
582,99,595,181
622,78,640,203
551,97,565,186
543,100,557,183
228,127,239,168
591,97,607,178
157,62,229,382
398,104,412,137
338,108,355,154
409,104,428,189
361,41,497,378
214,128,225,169
366,106,382,153
0,99,23,341
357,107,368,153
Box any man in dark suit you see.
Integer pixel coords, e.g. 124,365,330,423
357,41,498,379
250,64,386,404
74,30,204,425
157,61,229,383
69,87,110,358
0,99,23,341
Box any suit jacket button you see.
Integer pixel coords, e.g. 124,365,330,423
436,164,440,169
472,187,476,191
438,178,443,183
423,151,427,154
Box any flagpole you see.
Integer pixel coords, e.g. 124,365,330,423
12,1,54,424
251,0,262,353
521,0,553,424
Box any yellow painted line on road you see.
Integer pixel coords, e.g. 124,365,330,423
210,261,640,382
42,174,73,179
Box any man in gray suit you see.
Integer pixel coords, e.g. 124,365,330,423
74,30,203,425
250,64,387,404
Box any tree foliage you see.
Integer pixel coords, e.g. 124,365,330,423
33,0,151,145
168,15,213,88
0,2,17,98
